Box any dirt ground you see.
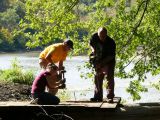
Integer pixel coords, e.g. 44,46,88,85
0,83,31,101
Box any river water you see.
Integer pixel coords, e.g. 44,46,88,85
0,51,159,103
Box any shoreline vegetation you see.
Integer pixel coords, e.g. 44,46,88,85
0,58,34,85
0,58,75,102
0,58,33,101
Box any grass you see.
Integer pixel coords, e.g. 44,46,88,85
57,89,72,101
0,58,35,85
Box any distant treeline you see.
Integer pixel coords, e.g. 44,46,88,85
0,0,47,51
0,0,95,52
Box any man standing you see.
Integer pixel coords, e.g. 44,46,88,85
39,39,74,70
89,27,116,102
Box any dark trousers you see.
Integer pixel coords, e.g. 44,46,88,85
32,92,60,105
94,61,115,99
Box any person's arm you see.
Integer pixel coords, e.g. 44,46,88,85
45,47,55,63
89,34,96,53
58,61,64,70
46,75,62,89
90,46,95,53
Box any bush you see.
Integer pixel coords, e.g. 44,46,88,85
0,58,35,85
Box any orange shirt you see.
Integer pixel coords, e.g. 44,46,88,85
39,43,68,63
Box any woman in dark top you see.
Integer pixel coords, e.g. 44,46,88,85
31,63,63,105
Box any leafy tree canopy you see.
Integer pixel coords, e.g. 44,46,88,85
21,0,160,100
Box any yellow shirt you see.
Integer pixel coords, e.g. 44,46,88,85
39,43,68,63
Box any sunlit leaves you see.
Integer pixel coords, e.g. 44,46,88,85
21,0,81,50
127,80,148,101
20,0,160,100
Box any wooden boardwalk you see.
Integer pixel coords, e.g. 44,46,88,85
0,97,121,119
61,97,121,109
0,97,121,109
0,97,160,120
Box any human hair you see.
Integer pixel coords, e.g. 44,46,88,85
98,27,107,34
47,63,58,70
63,39,74,49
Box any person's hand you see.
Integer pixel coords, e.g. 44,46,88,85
59,66,65,71
61,78,66,84
58,83,66,89
48,62,56,67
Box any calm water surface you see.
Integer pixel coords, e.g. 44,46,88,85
0,51,159,103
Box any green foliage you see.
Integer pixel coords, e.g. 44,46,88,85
57,89,71,101
78,62,95,80
0,0,28,51
0,28,13,51
0,58,35,85
111,0,160,99
12,31,29,50
152,79,160,90
0,0,159,100
126,80,148,100
0,8,20,31
77,0,160,100
21,0,81,49
13,1,26,19
0,0,10,12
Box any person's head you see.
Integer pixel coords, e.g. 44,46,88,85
98,27,107,42
63,39,74,51
46,63,58,75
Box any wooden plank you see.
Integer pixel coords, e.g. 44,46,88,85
0,101,30,106
0,97,121,109
100,97,121,109
84,102,102,107
61,101,102,108
65,97,121,103
100,102,117,109
0,102,160,120
61,97,121,108
64,100,91,103
113,97,121,103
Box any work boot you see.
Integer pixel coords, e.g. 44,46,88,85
106,94,114,103
106,98,113,103
107,89,114,99
90,97,103,102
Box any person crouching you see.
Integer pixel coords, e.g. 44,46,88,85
31,63,64,105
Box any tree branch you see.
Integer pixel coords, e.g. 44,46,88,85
118,0,150,54
134,0,146,19
119,39,159,72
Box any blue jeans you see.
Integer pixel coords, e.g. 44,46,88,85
32,92,60,105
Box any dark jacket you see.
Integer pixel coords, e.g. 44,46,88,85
89,33,116,63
